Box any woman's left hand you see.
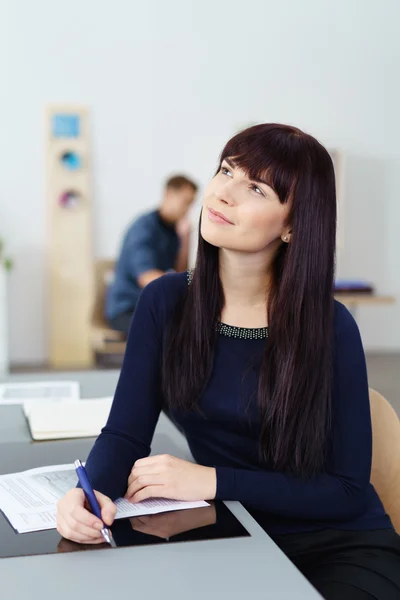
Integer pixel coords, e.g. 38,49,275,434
124,455,217,503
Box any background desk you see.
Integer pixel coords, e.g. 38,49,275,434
0,370,321,599
0,369,120,443
334,293,395,319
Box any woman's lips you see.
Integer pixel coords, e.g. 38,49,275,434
208,208,234,225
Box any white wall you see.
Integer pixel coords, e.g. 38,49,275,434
1,0,399,363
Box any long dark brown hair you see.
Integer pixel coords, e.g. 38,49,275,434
162,124,337,477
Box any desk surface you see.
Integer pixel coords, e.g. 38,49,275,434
0,371,320,599
334,294,395,305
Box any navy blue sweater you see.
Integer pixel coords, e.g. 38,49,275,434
85,272,392,535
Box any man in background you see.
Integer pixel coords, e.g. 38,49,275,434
105,175,198,335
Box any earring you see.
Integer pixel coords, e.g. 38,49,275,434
283,235,288,242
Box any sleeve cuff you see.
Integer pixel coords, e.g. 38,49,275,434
215,466,236,500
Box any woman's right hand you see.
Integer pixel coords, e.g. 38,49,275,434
56,488,117,544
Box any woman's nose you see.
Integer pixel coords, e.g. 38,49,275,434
216,182,236,206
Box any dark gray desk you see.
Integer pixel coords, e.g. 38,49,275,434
0,371,321,599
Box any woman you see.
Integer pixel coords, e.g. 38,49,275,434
57,124,400,599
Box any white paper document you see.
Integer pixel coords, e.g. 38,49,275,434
0,381,80,406
24,397,113,440
0,464,208,534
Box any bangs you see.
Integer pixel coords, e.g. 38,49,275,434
219,125,305,203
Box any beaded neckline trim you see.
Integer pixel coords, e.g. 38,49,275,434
186,269,269,339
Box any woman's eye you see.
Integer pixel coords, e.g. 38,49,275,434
250,184,263,195
221,166,232,177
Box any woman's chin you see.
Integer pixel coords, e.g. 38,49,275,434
200,223,225,248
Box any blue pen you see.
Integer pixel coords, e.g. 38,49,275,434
74,459,115,546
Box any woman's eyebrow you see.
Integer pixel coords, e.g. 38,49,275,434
222,158,273,191
223,158,237,169
251,174,271,186
223,158,270,187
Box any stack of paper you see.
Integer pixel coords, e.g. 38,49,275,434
0,381,80,405
24,397,113,440
0,464,208,534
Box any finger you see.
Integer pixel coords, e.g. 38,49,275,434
70,504,104,531
57,514,104,544
68,532,106,545
101,505,116,527
134,516,151,525
80,534,109,545
127,473,163,496
129,516,153,530
131,485,167,503
132,456,156,469
95,491,117,526
125,475,162,500
130,519,147,533
130,519,165,539
131,515,161,530
134,454,172,469
127,464,162,487
64,512,105,541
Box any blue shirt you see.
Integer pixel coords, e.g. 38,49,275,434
105,210,179,320
87,271,392,536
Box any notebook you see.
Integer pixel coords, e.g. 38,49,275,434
24,397,113,440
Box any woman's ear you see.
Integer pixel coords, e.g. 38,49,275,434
281,230,292,243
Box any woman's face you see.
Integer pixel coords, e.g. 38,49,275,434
201,159,291,253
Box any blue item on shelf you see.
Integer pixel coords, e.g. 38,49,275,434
334,280,374,294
